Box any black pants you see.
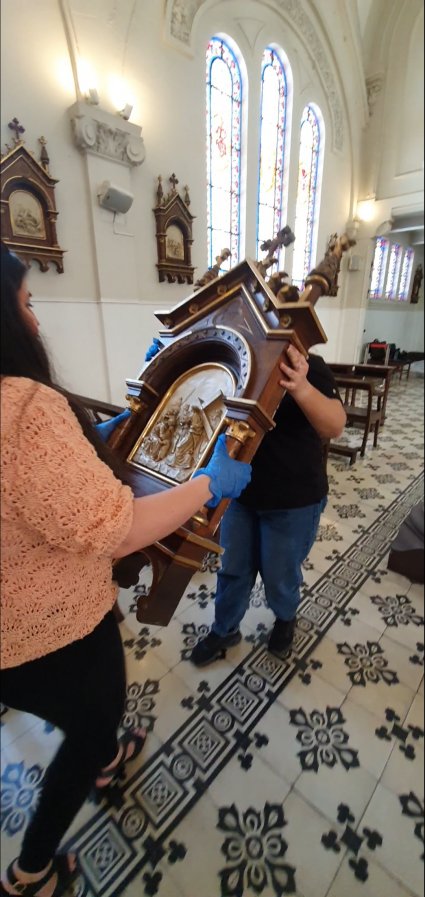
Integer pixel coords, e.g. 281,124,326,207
1,612,126,871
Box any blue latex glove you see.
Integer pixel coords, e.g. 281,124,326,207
145,338,164,362
96,408,131,442
193,433,252,508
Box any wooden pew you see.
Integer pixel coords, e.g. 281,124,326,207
327,364,392,463
329,363,392,424
74,393,124,423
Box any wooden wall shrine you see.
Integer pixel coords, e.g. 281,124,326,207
109,235,354,625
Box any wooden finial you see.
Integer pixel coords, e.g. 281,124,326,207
38,136,50,172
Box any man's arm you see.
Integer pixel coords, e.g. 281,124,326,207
279,345,346,440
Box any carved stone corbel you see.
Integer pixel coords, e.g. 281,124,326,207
68,101,145,167
366,73,385,117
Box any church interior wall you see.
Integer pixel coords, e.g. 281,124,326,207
1,0,423,402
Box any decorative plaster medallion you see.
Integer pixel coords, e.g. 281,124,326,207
274,0,343,150
170,0,205,44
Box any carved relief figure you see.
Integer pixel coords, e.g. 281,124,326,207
10,191,45,238
143,406,180,461
131,364,235,483
166,224,185,260
174,405,206,468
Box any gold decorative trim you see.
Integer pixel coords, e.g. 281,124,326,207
304,274,329,293
192,512,210,527
156,282,244,334
174,554,203,570
128,362,237,485
152,541,203,570
175,528,224,554
225,419,256,444
125,395,147,414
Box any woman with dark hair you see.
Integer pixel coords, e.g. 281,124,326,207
0,244,251,896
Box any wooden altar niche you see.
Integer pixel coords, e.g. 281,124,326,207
153,174,195,284
109,235,353,625
0,123,65,272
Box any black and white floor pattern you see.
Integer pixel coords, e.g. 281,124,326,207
1,376,424,897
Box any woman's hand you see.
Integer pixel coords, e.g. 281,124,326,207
279,345,311,400
96,409,131,442
194,434,252,507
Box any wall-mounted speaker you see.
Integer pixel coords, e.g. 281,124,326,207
97,181,134,214
348,254,361,271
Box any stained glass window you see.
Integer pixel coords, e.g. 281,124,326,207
398,247,414,301
206,37,242,270
385,242,403,300
256,47,288,266
368,236,389,300
291,105,323,287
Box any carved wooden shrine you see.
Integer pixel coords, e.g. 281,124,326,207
0,119,65,272
153,174,195,284
110,235,354,625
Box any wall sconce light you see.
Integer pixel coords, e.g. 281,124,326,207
356,198,376,223
119,103,133,121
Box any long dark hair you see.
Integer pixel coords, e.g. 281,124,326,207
1,243,131,486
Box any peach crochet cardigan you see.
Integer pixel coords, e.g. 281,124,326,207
1,377,134,669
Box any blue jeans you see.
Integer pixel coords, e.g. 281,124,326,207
213,498,327,637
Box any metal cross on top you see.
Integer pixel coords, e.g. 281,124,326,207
169,172,179,192
8,117,25,144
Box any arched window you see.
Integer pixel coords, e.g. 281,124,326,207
398,247,414,301
368,237,389,300
385,242,403,300
256,47,289,265
291,105,324,287
206,37,242,270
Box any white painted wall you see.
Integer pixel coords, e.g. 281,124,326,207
1,0,423,402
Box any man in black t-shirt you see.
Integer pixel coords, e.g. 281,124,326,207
191,344,346,666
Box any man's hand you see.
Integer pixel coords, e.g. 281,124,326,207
279,345,311,400
145,338,164,362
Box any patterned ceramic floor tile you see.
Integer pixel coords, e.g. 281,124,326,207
294,759,378,829
326,854,418,897
278,790,348,897
359,782,424,897
378,633,425,691
381,734,424,797
277,667,348,714
344,672,416,720
0,708,41,750
1,376,423,897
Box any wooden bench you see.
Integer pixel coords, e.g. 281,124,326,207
329,363,392,424
74,393,124,423
329,375,384,461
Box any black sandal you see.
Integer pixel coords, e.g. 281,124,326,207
95,728,147,788
0,854,79,897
